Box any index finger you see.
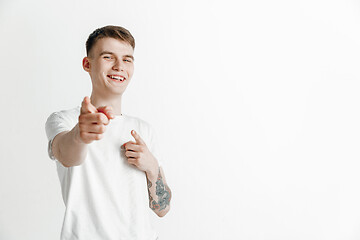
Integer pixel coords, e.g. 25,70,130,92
81,96,97,114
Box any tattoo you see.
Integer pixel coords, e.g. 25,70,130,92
147,178,152,189
146,168,172,211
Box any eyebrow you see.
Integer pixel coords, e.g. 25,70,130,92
99,51,134,60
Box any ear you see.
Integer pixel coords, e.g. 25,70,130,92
82,57,91,73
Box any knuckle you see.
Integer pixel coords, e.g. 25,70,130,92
80,132,86,139
101,115,108,123
79,121,86,127
99,125,106,133
78,115,84,122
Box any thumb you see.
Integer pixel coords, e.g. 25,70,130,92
97,105,115,120
81,96,97,114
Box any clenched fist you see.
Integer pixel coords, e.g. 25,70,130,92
78,96,114,144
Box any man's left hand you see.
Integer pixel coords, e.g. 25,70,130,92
122,130,159,175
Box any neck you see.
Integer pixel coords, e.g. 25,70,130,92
90,93,123,116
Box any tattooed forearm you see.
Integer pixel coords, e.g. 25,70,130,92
146,178,154,204
146,168,172,211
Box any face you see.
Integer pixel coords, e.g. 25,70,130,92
82,37,134,97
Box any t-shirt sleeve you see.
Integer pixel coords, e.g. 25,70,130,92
45,112,73,161
148,124,164,167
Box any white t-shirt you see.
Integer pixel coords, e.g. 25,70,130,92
45,105,163,240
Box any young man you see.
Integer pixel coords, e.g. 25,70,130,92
45,25,171,240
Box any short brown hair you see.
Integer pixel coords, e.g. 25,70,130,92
86,25,135,57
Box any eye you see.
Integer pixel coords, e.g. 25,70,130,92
104,56,112,59
124,59,132,63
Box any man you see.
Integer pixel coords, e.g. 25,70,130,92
45,25,171,240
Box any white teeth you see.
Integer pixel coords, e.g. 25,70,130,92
109,75,124,81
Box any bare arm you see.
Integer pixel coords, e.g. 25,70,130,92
123,131,172,217
51,124,88,167
146,166,172,217
51,96,114,168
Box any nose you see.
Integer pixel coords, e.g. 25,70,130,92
112,59,124,71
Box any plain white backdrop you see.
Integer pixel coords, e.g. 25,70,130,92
0,0,360,239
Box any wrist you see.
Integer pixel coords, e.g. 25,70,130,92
146,161,159,179
72,124,85,145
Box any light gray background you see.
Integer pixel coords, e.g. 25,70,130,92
1,0,360,239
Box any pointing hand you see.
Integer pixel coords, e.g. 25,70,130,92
123,130,159,175
77,96,113,144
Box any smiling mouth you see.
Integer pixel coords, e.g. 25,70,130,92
107,75,126,82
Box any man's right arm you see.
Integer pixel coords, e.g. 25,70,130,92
51,96,114,168
51,123,88,167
